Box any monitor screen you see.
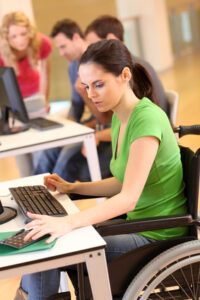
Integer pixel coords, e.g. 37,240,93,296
0,66,29,134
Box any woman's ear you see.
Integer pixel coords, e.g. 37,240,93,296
106,33,118,40
121,67,132,82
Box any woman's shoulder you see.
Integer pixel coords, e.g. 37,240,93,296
37,32,52,59
135,98,166,118
129,98,169,132
38,32,51,44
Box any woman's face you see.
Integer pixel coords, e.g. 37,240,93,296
79,62,126,112
8,25,30,51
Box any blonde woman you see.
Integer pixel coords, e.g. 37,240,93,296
0,11,52,111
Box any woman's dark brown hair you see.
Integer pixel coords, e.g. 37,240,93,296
79,39,158,105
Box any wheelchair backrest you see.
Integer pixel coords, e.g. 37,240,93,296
180,145,200,236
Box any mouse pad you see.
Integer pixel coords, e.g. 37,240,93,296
0,231,56,256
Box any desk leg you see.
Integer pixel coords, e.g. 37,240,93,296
85,249,112,300
83,134,101,181
15,154,33,177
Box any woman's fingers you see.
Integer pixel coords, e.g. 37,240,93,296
44,174,64,191
24,220,52,241
26,212,43,220
46,234,57,244
23,226,41,241
30,228,49,241
24,214,71,243
24,213,45,231
44,176,57,191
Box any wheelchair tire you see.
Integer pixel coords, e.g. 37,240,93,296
122,240,200,300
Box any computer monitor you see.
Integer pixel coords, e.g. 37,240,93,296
0,66,29,134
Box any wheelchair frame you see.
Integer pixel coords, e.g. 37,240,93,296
49,125,200,300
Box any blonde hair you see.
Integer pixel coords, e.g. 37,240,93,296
0,11,41,72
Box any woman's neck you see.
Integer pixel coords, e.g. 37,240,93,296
113,88,140,124
12,48,27,60
77,40,89,60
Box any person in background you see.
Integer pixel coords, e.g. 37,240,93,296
18,39,187,300
0,11,52,176
84,15,168,114
33,19,113,183
0,11,51,111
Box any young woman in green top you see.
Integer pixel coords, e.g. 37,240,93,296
20,39,187,299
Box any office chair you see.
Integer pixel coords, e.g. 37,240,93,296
52,125,200,300
166,89,179,126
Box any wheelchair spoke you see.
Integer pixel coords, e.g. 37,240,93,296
195,265,200,299
190,263,196,296
169,272,193,299
156,282,176,299
179,267,195,298
141,266,198,299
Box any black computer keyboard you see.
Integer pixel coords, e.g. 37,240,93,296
9,185,67,223
30,117,63,130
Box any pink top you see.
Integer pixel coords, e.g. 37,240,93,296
0,33,52,98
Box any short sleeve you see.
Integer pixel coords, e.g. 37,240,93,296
128,107,163,143
0,53,4,66
38,33,52,59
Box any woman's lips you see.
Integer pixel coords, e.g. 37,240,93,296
93,101,102,106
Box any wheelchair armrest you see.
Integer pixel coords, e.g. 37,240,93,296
68,193,97,200
95,214,193,236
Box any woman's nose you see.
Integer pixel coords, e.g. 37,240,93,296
88,87,97,99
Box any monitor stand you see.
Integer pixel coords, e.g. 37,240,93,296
0,200,17,224
0,107,29,135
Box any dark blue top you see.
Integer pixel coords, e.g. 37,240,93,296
67,59,85,122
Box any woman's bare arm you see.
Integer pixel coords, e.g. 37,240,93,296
40,57,50,112
44,174,122,198
25,136,159,243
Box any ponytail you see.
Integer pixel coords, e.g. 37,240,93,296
131,63,159,106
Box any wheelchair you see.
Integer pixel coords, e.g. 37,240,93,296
49,125,200,300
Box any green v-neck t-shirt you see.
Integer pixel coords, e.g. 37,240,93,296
110,97,188,241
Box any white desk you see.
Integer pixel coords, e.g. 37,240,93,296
0,115,101,181
0,175,112,300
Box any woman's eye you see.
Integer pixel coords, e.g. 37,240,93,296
95,83,104,88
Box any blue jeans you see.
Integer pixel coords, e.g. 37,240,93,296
21,233,155,300
33,142,112,182
33,143,82,181
22,269,60,300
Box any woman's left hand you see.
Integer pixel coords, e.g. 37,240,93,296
24,212,73,243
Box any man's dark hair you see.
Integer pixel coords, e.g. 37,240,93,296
50,19,84,39
85,15,124,41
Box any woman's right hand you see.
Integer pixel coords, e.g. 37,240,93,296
44,173,72,194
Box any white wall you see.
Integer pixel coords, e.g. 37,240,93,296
0,0,35,23
116,0,174,72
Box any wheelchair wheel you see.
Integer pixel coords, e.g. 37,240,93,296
123,240,200,300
